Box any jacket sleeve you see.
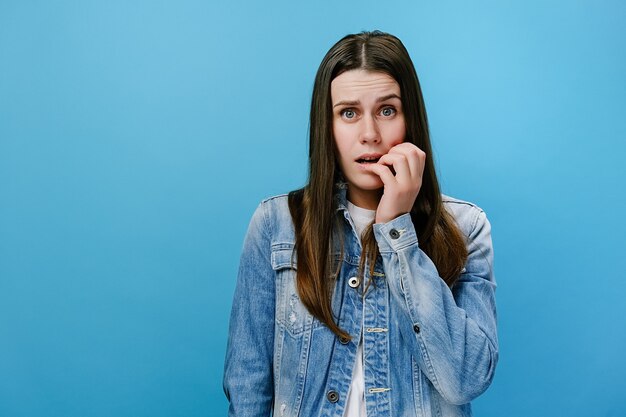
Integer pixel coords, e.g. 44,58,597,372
223,203,274,416
373,208,498,405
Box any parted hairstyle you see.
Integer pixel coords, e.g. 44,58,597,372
288,31,468,340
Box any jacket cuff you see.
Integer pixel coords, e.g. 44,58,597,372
373,213,418,252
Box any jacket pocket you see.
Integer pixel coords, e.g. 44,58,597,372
271,244,317,337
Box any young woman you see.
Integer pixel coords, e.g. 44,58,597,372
224,31,498,417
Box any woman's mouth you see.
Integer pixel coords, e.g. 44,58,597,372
356,156,381,164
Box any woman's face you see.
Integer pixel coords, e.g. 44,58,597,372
331,69,406,209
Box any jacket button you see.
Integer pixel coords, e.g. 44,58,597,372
413,324,420,333
339,336,350,344
389,229,400,239
348,276,360,288
327,390,339,403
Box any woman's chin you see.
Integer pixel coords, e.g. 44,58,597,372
346,181,384,194
357,179,384,190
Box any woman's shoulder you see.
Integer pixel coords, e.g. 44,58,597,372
251,193,295,244
258,193,291,219
441,194,484,211
441,194,489,237
259,193,290,205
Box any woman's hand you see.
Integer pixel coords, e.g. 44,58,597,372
363,142,425,224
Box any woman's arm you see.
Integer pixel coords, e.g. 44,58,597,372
373,208,498,405
223,203,275,416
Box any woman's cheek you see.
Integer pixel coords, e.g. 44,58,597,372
333,125,356,155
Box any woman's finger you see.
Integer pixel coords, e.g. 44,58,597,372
363,162,397,186
388,143,425,182
378,153,411,186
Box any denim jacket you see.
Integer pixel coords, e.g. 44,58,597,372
224,185,498,417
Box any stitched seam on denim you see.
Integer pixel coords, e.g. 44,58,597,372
412,357,425,417
416,333,442,412
469,207,482,238
384,280,393,415
260,193,289,204
271,242,294,250
393,238,417,251
270,201,284,399
273,320,284,395
433,385,443,417
271,249,295,270
260,200,272,241
442,199,478,209
293,326,312,416
397,250,445,405
466,210,494,273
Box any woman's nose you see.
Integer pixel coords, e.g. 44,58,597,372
359,115,380,143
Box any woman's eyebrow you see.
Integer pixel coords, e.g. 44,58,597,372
333,100,359,108
376,93,401,102
333,94,401,108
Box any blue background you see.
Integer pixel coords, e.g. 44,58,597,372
1,1,625,416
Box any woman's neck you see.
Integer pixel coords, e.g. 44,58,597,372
346,188,383,210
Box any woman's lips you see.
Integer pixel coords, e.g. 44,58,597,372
355,153,383,164
354,156,395,175
356,160,379,172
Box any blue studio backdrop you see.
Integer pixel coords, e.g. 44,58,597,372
1,1,625,416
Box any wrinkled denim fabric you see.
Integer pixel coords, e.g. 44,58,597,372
224,184,498,417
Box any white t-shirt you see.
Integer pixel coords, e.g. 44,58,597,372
343,201,376,417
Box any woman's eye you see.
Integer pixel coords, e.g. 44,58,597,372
342,109,356,119
381,107,396,117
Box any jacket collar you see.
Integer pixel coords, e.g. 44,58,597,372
333,180,349,213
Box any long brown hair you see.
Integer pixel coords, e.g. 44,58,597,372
288,31,467,340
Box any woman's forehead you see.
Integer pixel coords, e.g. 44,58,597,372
331,70,400,102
